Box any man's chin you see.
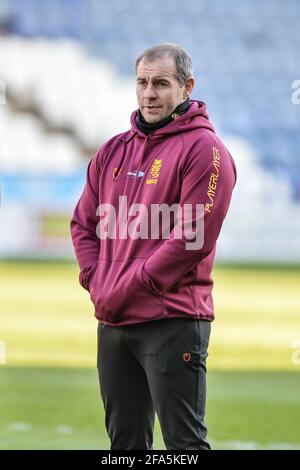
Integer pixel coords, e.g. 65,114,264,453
142,112,164,124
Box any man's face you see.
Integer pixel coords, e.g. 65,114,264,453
136,56,191,124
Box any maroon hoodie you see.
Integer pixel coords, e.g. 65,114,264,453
70,100,237,326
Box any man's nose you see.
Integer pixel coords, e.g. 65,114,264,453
143,84,157,99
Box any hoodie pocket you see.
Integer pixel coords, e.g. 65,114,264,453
90,258,164,324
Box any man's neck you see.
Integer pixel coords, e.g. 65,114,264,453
137,98,191,135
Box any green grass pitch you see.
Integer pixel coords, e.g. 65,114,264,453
0,261,300,449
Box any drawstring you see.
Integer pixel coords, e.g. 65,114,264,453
112,132,137,182
134,135,149,175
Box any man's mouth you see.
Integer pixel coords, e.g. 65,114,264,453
144,105,162,112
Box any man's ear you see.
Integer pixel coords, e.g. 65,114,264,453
183,77,195,99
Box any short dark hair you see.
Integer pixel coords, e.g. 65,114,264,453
135,43,193,86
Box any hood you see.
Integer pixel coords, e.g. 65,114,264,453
130,100,215,140
112,100,215,182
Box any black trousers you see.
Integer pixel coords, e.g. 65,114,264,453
97,317,211,450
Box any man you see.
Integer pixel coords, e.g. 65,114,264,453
71,43,236,450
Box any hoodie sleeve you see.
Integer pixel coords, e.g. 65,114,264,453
70,150,101,291
141,137,237,295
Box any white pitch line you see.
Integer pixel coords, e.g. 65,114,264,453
6,423,300,449
8,422,74,435
8,422,32,432
55,425,74,435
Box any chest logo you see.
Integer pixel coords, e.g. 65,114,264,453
146,159,163,185
127,170,145,178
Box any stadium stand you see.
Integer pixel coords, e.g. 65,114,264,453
0,0,299,260
0,0,298,189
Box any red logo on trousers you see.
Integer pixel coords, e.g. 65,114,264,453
183,352,191,362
